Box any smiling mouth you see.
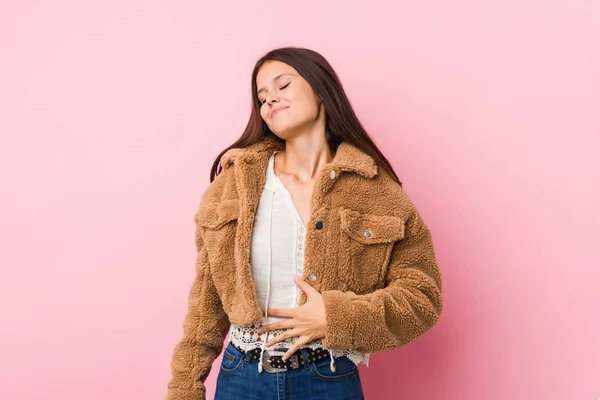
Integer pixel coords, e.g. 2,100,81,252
272,108,288,119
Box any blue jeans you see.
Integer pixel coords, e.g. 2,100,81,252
215,342,365,400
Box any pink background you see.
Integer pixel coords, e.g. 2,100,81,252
1,1,598,399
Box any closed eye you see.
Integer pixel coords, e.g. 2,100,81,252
259,82,291,104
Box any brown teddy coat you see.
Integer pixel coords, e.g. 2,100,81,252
166,136,443,400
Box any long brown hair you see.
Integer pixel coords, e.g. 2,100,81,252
209,46,402,187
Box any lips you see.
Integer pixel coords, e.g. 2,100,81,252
270,106,289,119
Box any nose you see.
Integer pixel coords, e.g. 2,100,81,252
265,93,280,105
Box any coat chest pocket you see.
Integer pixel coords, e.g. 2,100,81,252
195,198,240,230
338,208,405,291
195,199,240,268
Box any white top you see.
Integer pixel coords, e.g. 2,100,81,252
228,151,369,366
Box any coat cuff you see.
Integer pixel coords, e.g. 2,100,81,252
321,290,357,350
165,385,206,400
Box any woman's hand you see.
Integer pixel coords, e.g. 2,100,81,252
257,275,327,361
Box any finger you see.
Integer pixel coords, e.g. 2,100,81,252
282,336,312,361
265,328,302,347
258,320,295,334
293,275,316,294
267,307,296,318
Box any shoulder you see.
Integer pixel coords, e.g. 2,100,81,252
357,167,419,219
360,167,431,239
199,165,238,206
192,165,240,229
199,136,283,205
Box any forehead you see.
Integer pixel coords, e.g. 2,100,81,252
256,60,297,86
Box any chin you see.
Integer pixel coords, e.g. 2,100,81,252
270,129,293,141
269,122,296,138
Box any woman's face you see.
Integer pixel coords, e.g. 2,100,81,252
256,60,323,138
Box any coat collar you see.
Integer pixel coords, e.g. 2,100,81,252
220,136,378,178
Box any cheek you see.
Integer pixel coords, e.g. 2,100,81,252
259,105,269,120
296,93,319,115
298,100,320,119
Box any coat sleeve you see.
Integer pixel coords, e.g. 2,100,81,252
165,214,231,400
321,206,442,354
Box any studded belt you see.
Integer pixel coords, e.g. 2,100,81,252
230,342,331,373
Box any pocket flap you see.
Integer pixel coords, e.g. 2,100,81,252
339,208,405,244
195,199,240,229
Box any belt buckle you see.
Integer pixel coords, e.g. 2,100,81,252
261,349,288,373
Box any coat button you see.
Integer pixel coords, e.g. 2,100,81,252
329,170,336,179
315,220,324,230
364,230,372,238
307,274,318,281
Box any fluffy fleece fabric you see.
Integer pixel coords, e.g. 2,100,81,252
166,136,443,399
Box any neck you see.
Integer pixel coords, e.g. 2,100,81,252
276,134,333,182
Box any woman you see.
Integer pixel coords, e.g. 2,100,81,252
165,46,443,400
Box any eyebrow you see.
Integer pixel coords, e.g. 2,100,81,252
257,73,292,95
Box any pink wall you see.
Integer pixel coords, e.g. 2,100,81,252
1,1,598,399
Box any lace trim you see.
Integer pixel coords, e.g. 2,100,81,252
228,321,370,366
295,218,305,301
